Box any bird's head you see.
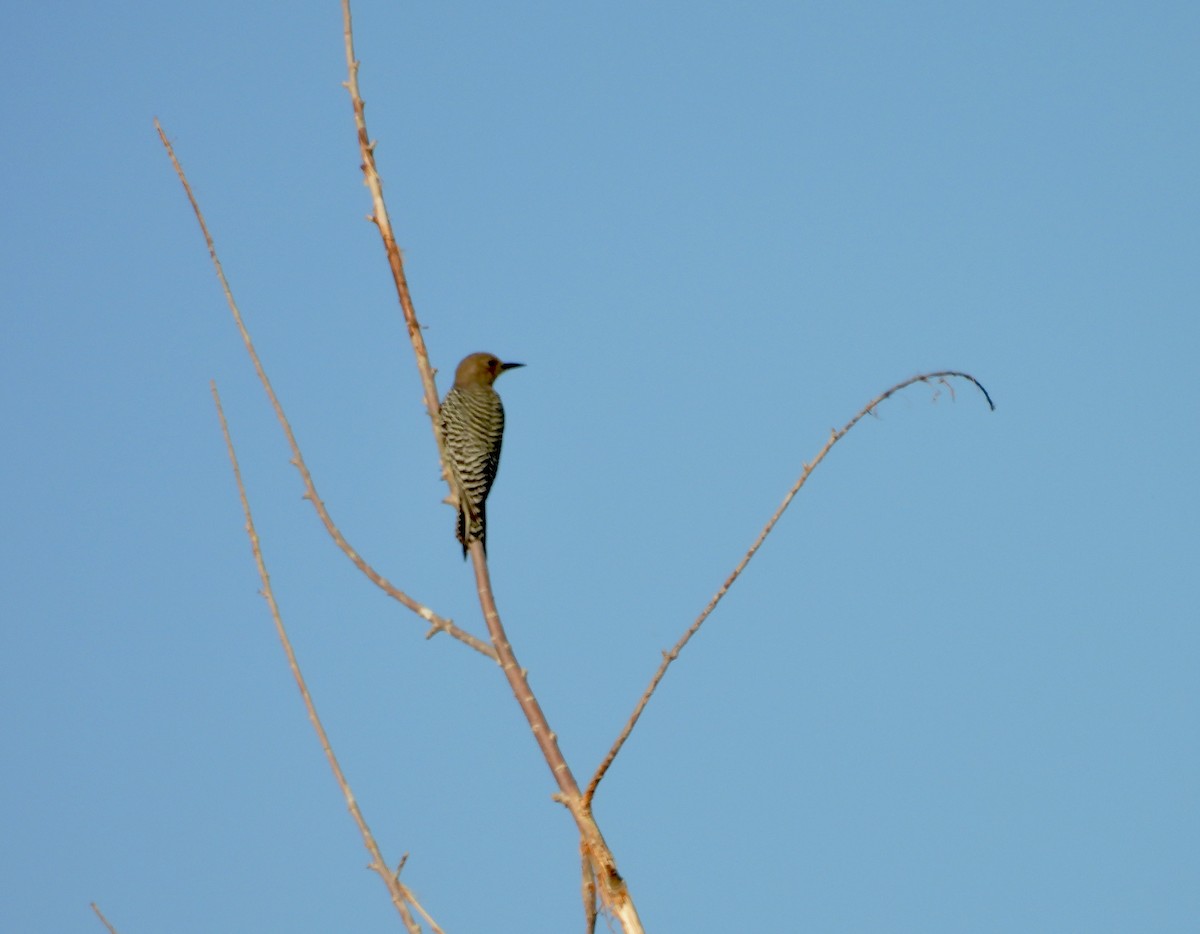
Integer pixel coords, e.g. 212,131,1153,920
454,352,524,388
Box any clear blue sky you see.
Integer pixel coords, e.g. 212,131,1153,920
2,2,1197,931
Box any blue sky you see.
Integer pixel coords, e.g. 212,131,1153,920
2,2,1197,931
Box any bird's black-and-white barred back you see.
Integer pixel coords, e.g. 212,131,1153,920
439,353,523,557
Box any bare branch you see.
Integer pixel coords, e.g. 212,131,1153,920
585,370,994,803
469,542,644,932
338,5,645,927
471,541,578,792
89,903,120,934
153,119,492,660
340,0,458,501
212,382,435,932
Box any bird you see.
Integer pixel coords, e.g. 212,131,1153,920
438,352,524,557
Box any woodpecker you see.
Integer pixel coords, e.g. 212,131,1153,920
439,352,524,557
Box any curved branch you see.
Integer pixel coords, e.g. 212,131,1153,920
585,370,994,804
153,120,492,660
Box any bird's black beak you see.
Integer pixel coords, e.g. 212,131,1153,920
500,362,525,372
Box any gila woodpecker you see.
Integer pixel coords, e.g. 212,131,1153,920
439,352,524,557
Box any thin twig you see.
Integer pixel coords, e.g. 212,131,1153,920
153,119,492,660
212,382,435,933
340,1,454,489
585,370,994,803
89,903,119,934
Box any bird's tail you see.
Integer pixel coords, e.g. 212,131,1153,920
456,503,487,559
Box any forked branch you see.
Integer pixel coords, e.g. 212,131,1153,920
153,120,492,659
467,540,643,930
585,370,994,804
338,4,644,929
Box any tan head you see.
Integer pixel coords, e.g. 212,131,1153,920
452,352,524,389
